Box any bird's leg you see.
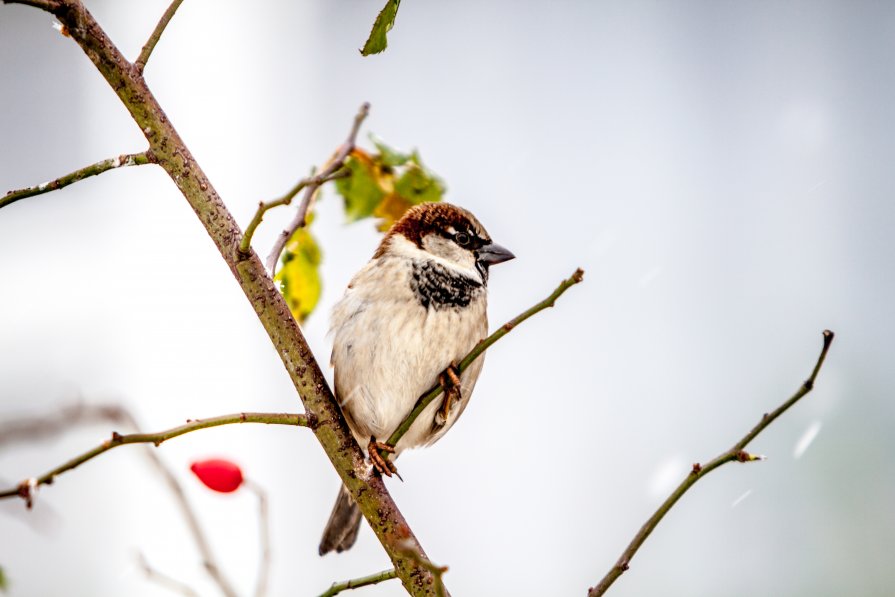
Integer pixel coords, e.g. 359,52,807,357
368,436,399,478
435,361,462,427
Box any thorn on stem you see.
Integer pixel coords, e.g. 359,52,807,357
691,463,702,475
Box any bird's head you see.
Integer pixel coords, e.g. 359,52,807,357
374,202,515,283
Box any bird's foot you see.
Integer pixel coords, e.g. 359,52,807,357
435,361,462,428
368,437,400,480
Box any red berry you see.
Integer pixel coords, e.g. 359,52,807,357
189,458,244,493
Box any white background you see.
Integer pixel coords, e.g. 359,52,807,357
1,1,893,596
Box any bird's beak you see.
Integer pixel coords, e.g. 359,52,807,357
476,242,515,266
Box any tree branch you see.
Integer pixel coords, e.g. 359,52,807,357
1,151,153,210
238,167,349,257
318,569,399,597
587,329,835,597
137,552,201,597
381,268,584,456
245,481,272,597
265,102,370,272
134,0,184,74
0,402,239,596
9,3,446,593
0,411,312,501
0,402,128,447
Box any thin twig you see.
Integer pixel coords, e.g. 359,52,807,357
318,569,399,597
0,402,128,447
0,402,239,597
245,481,272,597
137,551,201,597
134,0,185,74
265,102,370,273
9,3,446,591
238,167,349,258
381,268,585,456
1,152,153,210
118,409,240,597
0,412,312,501
587,330,835,597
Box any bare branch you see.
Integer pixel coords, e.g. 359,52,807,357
134,0,185,74
0,402,127,447
380,268,585,458
137,552,201,597
238,167,349,258
399,548,448,597
245,481,272,597
1,152,153,210
0,402,240,597
587,330,835,597
0,411,312,501
318,569,398,597
265,102,370,272
8,2,441,592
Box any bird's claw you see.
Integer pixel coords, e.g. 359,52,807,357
368,437,401,480
435,361,462,428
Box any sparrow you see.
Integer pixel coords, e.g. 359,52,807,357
319,202,514,555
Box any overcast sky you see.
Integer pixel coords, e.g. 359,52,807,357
2,1,894,596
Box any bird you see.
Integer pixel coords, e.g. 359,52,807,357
319,202,514,555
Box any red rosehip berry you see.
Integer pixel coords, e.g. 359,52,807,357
189,458,244,493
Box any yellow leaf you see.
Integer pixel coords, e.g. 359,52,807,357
274,224,322,322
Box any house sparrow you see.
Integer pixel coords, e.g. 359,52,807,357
319,202,514,555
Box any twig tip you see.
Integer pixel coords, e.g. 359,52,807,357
735,451,766,463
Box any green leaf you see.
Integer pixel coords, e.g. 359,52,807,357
333,142,445,230
361,0,401,56
335,154,386,222
274,223,322,323
370,134,412,167
394,162,445,205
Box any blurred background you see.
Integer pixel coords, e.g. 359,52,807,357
1,1,893,595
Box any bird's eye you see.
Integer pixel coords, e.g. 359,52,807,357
454,232,471,247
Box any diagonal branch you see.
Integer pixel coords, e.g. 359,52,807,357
238,167,350,257
9,3,446,594
381,268,584,456
265,102,370,272
0,411,312,501
1,151,153,210
137,552,201,597
134,0,185,74
587,330,835,597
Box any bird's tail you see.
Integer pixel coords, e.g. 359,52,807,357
319,484,363,555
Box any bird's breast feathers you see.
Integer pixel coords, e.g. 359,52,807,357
330,250,487,451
